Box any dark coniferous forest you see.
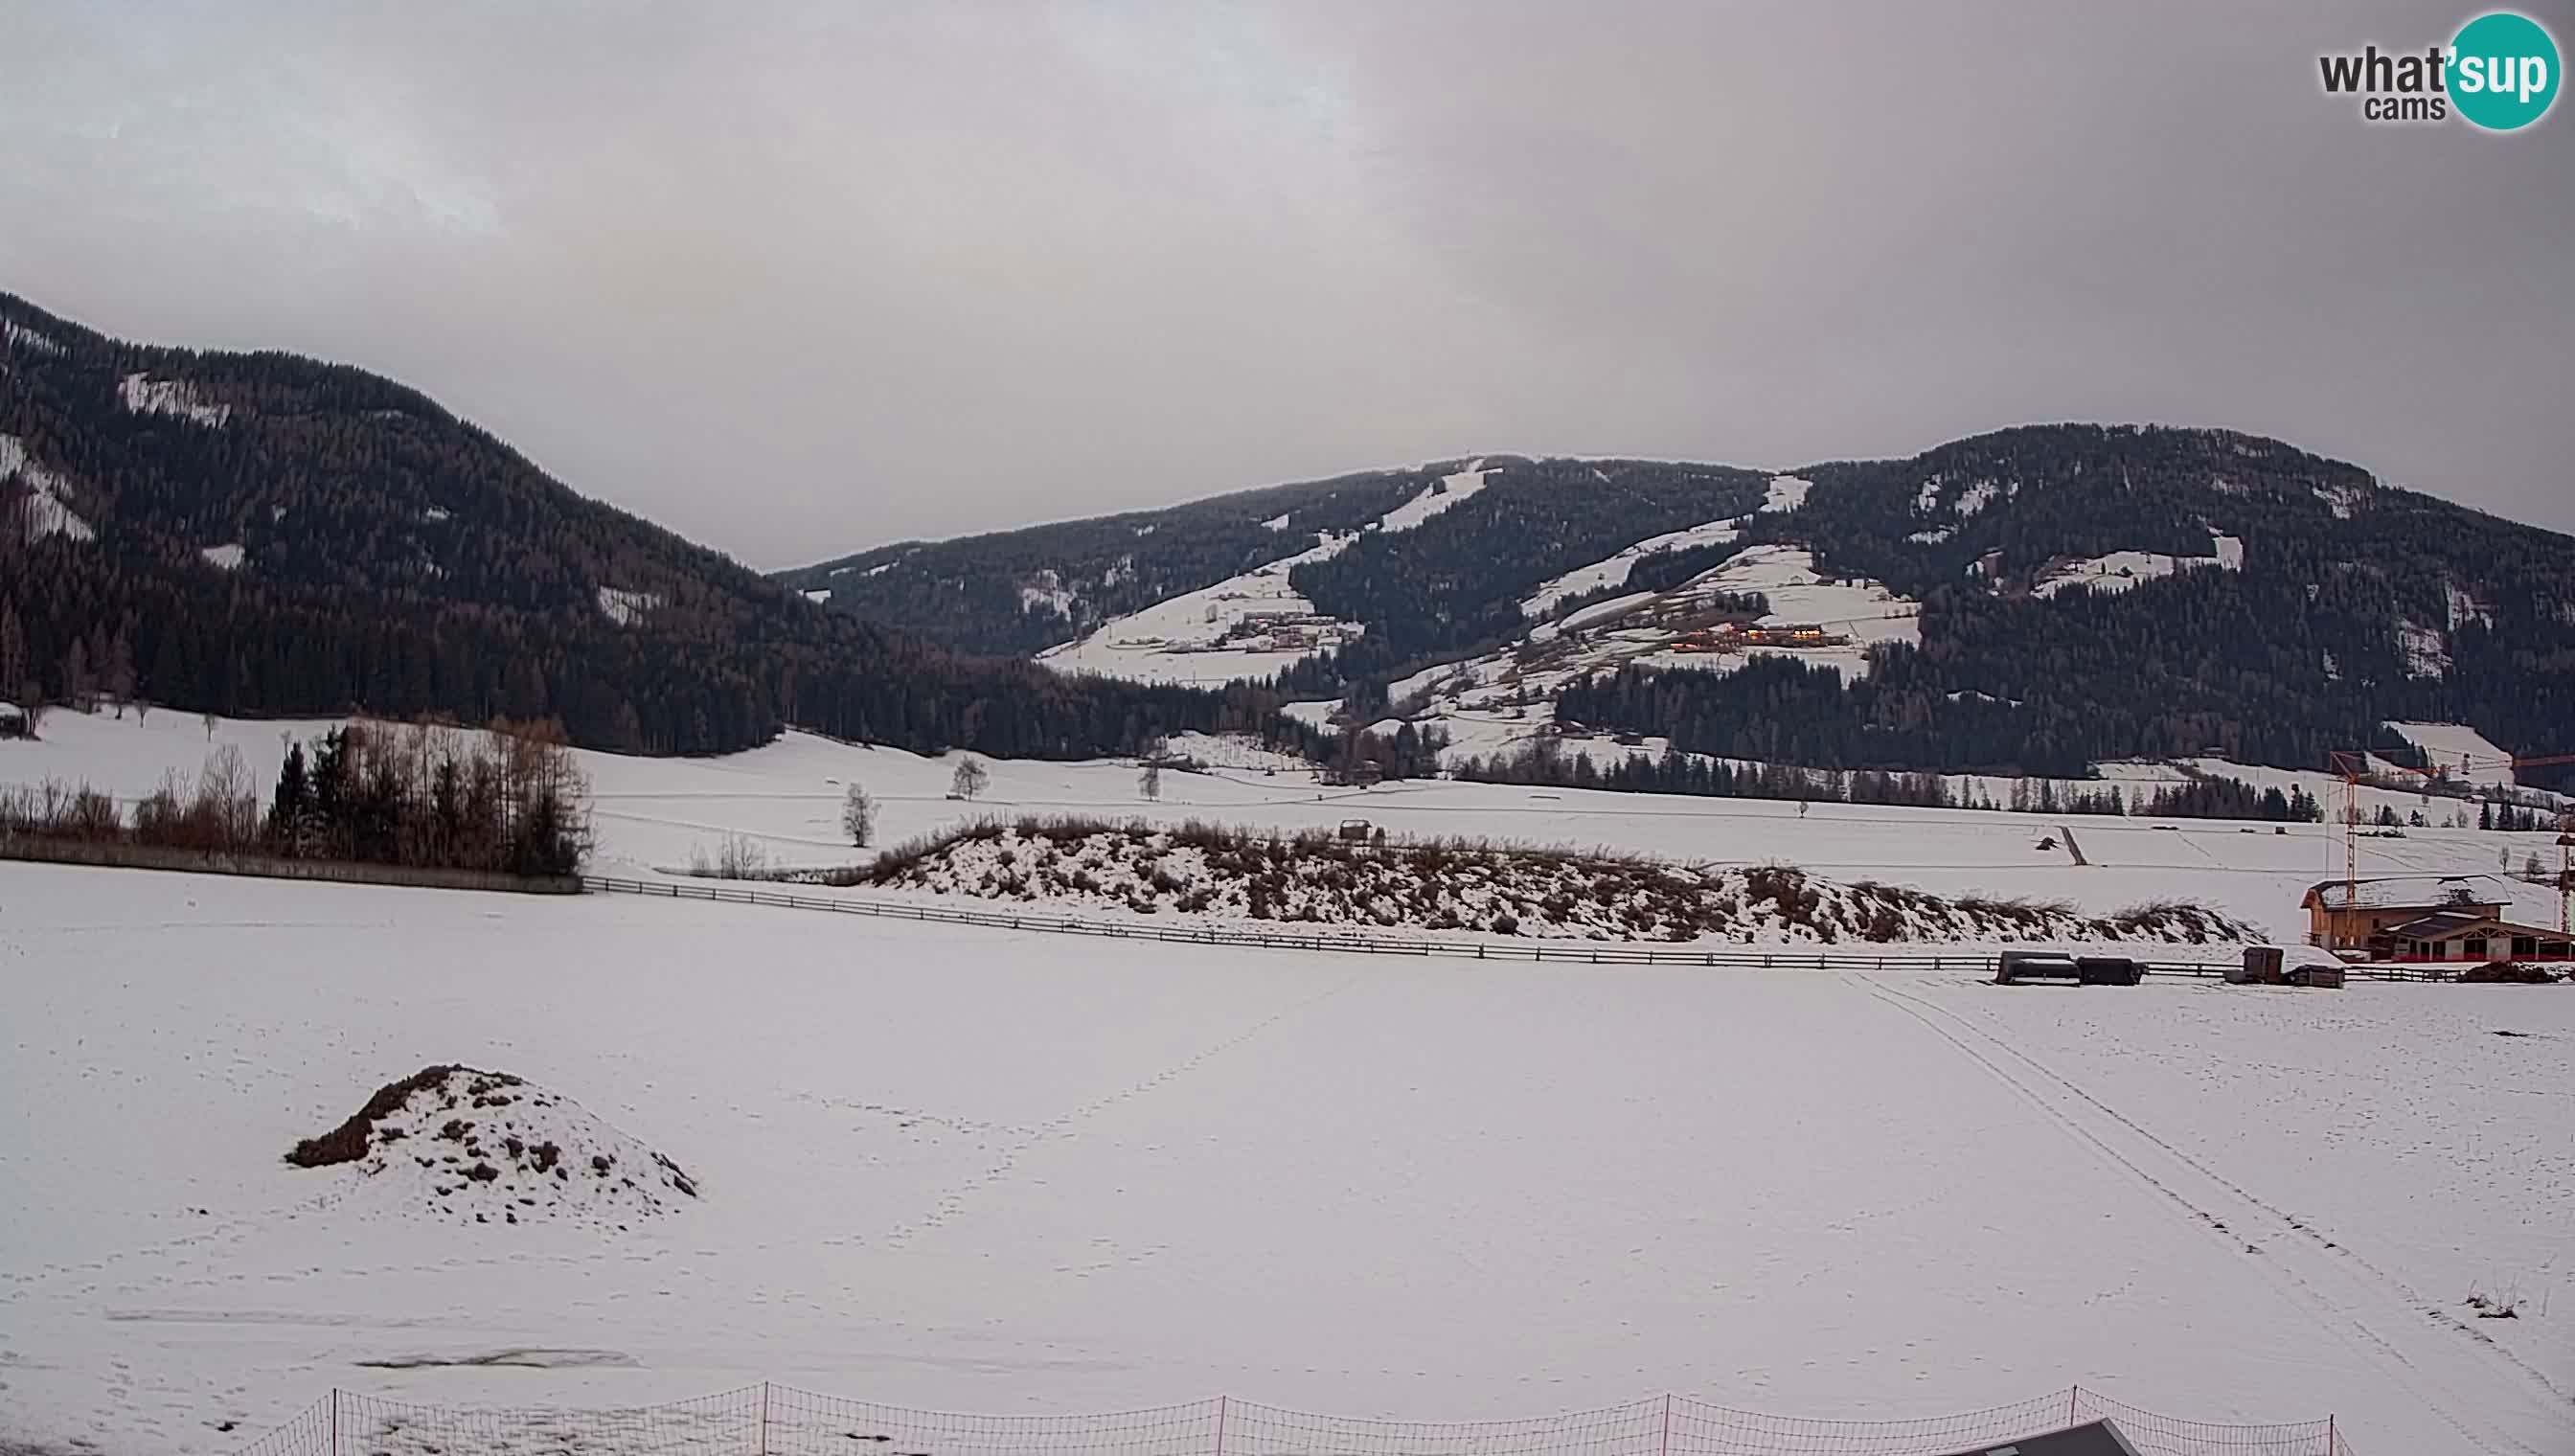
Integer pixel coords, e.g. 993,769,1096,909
1599,426,2575,788
0,292,1276,758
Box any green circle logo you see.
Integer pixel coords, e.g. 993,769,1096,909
2450,11,2560,130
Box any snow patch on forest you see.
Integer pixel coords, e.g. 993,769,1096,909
596,586,661,626
1759,475,1812,513
118,373,233,427
2445,582,2493,632
2034,541,2242,599
1018,571,1078,618
2395,620,2450,678
4,318,65,354
2314,481,2366,519
200,543,246,571
3,435,97,542
1376,461,1492,534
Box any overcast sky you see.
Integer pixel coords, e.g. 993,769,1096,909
4,1,2569,568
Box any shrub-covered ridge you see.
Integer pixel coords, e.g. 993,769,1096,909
864,817,2256,944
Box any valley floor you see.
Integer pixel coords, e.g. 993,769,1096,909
12,709,2571,947
2,863,2569,1456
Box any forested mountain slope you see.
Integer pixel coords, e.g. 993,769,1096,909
775,468,1440,654
789,425,2575,786
1595,424,2575,784
0,292,1256,757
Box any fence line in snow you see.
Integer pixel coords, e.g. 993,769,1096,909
0,832,583,895
231,1382,2356,1456
582,874,2458,981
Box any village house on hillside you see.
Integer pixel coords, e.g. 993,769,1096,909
2302,875,2570,963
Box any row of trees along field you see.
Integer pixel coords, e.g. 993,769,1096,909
1449,737,2332,823
0,717,591,876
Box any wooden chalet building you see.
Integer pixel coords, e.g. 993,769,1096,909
2301,875,2570,963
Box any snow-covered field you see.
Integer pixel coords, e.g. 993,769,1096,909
2386,723,2518,787
1,862,2569,1456
10,708,2570,945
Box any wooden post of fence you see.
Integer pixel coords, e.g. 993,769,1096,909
1659,1393,1672,1456
760,1381,772,1455
2067,1384,2079,1427
1215,1395,1228,1456
330,1389,340,1456
2326,1413,2336,1454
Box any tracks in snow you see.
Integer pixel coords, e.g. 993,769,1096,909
1861,977,2574,1456
864,972,1366,1252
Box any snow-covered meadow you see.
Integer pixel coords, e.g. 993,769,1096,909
10,707,2567,946
1,862,2569,1456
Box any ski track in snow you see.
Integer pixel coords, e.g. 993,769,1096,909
1863,978,2573,1456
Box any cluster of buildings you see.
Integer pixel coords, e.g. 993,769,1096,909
1665,622,1847,654
2301,875,2571,963
1206,610,1361,654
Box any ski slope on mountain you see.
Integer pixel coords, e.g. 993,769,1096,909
1031,528,1363,686
1517,517,1744,618
1,862,2568,1456
1035,464,1493,686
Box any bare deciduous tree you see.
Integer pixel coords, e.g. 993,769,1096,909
1139,760,1162,802
690,832,771,878
949,757,990,802
841,784,877,847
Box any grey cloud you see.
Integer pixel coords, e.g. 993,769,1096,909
3,0,2568,567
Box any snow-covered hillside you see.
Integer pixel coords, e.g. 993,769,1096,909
2386,721,2518,786
1033,528,1363,686
1383,539,1923,762
1036,463,1494,686
1517,516,1744,618
2033,538,2244,599
2,863,2568,1456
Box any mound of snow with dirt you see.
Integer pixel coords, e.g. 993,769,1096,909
285,1066,697,1230
868,820,2256,944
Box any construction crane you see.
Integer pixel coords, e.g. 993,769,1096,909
2328,746,2575,937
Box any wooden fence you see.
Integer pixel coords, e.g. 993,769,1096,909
581,875,2459,979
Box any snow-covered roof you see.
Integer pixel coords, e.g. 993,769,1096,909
2304,874,2508,912
2381,908,2559,940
